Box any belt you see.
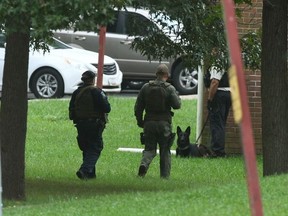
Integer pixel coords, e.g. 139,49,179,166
217,87,230,91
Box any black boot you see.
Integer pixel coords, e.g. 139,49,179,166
76,169,96,180
138,165,147,177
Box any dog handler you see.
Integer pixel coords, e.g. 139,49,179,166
207,67,231,157
134,64,181,178
69,71,111,180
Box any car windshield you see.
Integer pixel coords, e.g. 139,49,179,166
0,33,71,50
49,38,71,49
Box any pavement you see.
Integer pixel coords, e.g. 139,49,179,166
0,90,198,100
179,94,198,100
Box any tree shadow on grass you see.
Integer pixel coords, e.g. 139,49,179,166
19,155,251,206
24,176,176,204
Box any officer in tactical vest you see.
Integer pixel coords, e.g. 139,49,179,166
69,71,111,180
134,64,181,179
207,67,231,157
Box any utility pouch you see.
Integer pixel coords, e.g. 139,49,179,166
140,132,145,145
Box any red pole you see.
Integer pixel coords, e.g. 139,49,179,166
96,26,106,88
221,0,263,215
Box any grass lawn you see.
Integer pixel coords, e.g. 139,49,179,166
3,96,288,216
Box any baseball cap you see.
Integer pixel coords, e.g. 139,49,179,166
81,71,96,81
156,64,169,76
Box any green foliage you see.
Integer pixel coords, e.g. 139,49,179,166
0,0,262,69
129,0,261,71
0,0,131,47
240,30,262,69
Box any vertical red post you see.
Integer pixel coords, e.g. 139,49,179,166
221,0,263,215
96,26,107,88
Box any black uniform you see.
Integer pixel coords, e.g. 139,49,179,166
69,84,111,179
209,71,231,157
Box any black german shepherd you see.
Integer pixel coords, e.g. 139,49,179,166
176,126,212,158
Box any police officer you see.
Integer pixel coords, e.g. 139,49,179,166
69,71,111,180
134,64,181,179
207,67,231,157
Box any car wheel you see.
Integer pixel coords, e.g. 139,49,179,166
31,68,64,98
172,62,198,95
128,81,146,90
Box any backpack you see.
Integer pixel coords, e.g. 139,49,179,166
145,81,169,113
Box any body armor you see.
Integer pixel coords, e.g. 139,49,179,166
74,86,100,120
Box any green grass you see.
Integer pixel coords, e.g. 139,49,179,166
3,96,288,215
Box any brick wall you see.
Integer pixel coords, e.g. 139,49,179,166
202,0,263,154
237,0,263,35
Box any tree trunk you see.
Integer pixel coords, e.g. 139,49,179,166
0,29,30,199
261,0,288,176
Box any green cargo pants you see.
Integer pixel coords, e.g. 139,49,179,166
140,120,172,178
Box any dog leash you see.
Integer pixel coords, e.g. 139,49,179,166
195,112,210,147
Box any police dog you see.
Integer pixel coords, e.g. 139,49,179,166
176,126,212,158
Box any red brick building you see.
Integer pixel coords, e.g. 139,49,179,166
202,0,263,154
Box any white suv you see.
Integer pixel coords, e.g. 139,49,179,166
54,7,198,94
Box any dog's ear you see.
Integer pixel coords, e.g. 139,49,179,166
177,126,181,134
185,126,191,134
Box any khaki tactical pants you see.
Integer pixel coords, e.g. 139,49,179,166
140,120,172,178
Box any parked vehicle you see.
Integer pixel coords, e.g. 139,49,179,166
54,7,198,94
0,34,123,98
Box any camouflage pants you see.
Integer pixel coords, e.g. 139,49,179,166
140,120,172,178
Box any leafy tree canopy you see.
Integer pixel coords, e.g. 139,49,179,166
0,0,130,49
0,0,261,70
129,0,261,71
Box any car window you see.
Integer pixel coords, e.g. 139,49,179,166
106,11,129,35
125,12,157,36
0,34,6,48
109,10,158,36
106,11,119,33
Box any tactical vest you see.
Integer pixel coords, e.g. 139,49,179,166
203,69,211,88
145,81,169,113
74,86,100,120
204,70,230,88
218,72,229,87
